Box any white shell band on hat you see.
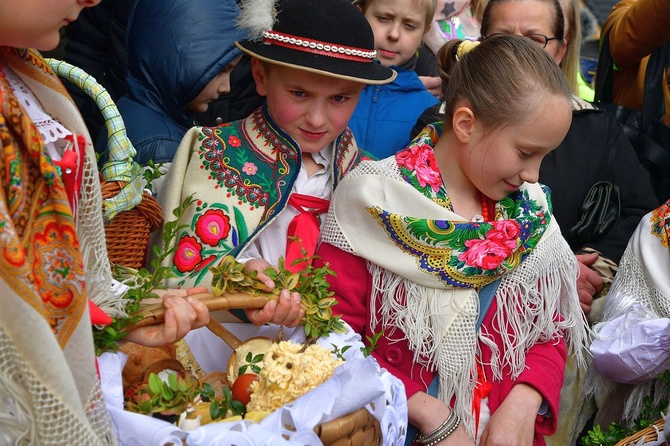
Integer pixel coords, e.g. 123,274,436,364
263,30,377,62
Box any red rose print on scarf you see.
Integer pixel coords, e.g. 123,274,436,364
396,144,442,192
459,221,521,270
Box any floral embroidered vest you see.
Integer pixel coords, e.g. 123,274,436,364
157,105,362,288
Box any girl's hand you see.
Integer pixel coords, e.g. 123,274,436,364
123,286,210,346
408,392,475,446
479,383,542,446
243,258,305,327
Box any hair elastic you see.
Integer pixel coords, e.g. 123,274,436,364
456,40,480,60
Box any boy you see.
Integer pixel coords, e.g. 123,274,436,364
348,0,440,158
154,0,395,325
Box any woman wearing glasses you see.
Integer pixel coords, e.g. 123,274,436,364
479,0,660,444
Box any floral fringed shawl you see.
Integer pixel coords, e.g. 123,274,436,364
587,200,670,424
0,47,116,444
320,124,590,436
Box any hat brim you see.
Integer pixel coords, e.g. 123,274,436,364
236,41,396,85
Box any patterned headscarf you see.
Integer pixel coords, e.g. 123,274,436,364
0,47,116,444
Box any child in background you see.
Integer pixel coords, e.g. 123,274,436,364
348,0,439,159
0,0,209,443
315,35,588,445
95,0,246,191
155,0,395,326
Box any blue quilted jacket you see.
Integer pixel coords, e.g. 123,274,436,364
96,0,245,165
348,67,438,159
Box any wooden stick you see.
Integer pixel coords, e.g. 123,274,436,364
123,292,270,331
205,319,243,350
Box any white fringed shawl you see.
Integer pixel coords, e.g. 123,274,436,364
321,156,589,436
587,203,670,424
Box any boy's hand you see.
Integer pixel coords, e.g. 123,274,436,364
123,286,210,347
244,258,276,291
246,289,304,327
243,258,305,327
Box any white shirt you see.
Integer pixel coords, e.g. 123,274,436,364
237,145,332,266
3,65,72,161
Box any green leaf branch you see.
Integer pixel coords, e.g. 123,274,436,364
93,195,197,355
209,239,344,345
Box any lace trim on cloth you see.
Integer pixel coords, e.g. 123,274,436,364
3,65,73,150
0,328,117,445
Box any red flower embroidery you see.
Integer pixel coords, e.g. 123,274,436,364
195,209,231,246
174,236,203,272
228,135,242,148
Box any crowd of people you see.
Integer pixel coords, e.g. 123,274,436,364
1,0,669,444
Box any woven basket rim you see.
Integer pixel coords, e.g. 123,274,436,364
615,419,666,446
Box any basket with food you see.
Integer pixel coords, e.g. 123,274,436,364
97,255,407,446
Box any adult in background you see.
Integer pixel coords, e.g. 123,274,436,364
602,0,670,125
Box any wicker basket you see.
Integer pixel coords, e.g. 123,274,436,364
615,419,666,446
47,58,163,270
101,180,162,269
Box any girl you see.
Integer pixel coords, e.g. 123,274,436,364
315,35,587,445
0,0,208,443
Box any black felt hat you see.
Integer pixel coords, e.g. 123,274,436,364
235,0,396,84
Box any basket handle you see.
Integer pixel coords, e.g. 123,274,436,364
45,58,144,221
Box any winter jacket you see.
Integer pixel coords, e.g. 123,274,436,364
96,0,245,166
603,0,670,126
349,67,438,159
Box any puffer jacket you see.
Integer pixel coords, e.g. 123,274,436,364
96,0,245,166
348,67,438,159
604,0,670,126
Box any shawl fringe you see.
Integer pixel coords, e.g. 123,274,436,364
367,229,588,436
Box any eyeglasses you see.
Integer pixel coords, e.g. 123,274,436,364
482,32,562,49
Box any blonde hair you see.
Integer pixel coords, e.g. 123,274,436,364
559,0,582,95
437,36,571,129
358,0,437,31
